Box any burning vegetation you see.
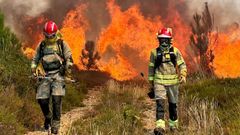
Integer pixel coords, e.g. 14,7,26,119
81,40,101,70
189,2,215,75
4,0,240,80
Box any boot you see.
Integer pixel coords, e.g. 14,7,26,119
154,119,165,135
51,120,60,134
44,117,51,130
169,119,178,132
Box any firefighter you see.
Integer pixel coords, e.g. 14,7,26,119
31,21,73,134
148,28,187,134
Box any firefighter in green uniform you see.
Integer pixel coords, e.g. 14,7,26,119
148,28,187,134
31,21,73,134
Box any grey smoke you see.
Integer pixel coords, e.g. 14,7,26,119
0,0,82,40
0,0,239,41
186,0,240,29
0,0,50,36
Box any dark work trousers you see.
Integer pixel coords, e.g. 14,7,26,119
38,96,62,130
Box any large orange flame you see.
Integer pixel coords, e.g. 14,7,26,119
22,1,193,81
209,24,240,78
61,4,89,69
97,0,191,80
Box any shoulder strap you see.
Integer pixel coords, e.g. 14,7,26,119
56,39,66,64
39,41,46,59
154,47,177,70
169,47,177,67
154,47,163,71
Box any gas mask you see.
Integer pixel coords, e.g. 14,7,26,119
45,34,57,44
158,38,171,51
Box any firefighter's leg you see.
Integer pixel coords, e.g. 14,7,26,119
167,85,179,130
51,73,65,134
38,98,52,130
154,83,167,134
51,96,62,134
36,79,51,130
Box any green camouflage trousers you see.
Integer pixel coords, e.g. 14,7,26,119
154,83,179,103
36,72,65,99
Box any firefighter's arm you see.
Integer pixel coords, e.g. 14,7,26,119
148,50,155,99
62,41,73,77
148,50,155,87
176,48,187,83
31,44,41,75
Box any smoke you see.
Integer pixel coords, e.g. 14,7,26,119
0,0,239,40
0,0,50,36
0,0,50,16
0,0,82,40
186,0,240,29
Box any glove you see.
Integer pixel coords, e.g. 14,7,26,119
148,89,155,99
31,68,37,77
64,73,76,83
59,66,66,76
179,75,186,84
147,81,155,99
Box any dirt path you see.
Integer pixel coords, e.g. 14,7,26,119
26,87,101,135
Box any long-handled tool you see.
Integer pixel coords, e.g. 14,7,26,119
29,75,76,83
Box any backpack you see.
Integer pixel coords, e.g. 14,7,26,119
154,47,177,71
39,39,65,64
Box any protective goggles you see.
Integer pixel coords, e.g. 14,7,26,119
44,32,56,39
158,38,171,44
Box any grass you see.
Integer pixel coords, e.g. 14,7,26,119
179,95,223,134
70,77,240,135
62,82,87,112
182,78,240,134
70,80,147,135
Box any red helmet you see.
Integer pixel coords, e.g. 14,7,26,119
157,28,172,38
43,21,58,38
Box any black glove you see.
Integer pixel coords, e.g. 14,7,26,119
59,66,66,76
147,87,155,99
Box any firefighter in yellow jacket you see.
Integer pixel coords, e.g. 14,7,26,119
148,28,187,134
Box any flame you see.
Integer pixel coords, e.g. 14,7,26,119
97,0,191,80
25,15,47,48
23,4,89,69
22,47,35,58
60,4,89,69
20,0,240,80
21,15,47,58
209,24,240,78
23,1,193,81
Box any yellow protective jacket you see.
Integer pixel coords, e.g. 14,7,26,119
148,46,187,85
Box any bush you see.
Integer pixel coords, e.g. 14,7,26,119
0,86,25,134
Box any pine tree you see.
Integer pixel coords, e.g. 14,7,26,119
81,41,101,70
190,2,215,75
